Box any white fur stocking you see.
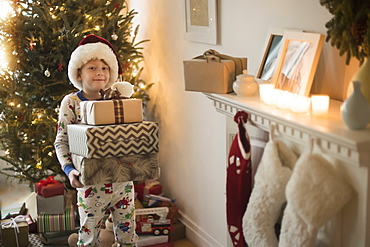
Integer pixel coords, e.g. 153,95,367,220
279,153,352,247
242,138,297,247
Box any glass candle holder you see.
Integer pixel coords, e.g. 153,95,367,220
259,84,276,106
276,90,292,110
311,94,330,116
290,94,311,113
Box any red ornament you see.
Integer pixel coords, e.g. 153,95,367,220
29,41,36,50
17,115,24,122
58,62,63,71
113,2,120,12
122,62,130,72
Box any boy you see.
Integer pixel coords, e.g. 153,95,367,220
54,34,137,247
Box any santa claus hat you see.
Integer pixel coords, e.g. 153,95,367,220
68,34,123,90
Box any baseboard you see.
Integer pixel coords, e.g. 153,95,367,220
178,210,225,247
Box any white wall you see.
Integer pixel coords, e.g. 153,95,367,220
128,1,359,246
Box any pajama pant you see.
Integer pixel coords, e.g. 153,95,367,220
76,181,138,247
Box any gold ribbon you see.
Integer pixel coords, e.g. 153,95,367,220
194,49,244,78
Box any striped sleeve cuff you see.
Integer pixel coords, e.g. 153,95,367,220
63,164,76,176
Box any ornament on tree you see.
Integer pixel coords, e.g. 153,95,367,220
113,2,120,12
17,115,24,122
44,68,51,77
59,26,70,38
29,41,36,50
58,62,63,71
12,50,18,56
122,61,130,72
111,32,118,40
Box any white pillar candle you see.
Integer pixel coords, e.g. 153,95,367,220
259,84,276,106
311,94,330,116
276,89,292,110
291,94,311,113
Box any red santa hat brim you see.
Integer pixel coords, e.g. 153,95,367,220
68,34,122,90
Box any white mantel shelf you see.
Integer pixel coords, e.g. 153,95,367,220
204,92,370,166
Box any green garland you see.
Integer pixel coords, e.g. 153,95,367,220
320,0,370,64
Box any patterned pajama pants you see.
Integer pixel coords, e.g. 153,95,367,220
76,181,138,247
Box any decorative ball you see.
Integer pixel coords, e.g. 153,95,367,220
44,69,51,77
111,33,118,41
111,81,134,98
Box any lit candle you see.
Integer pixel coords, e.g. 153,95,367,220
311,94,330,116
276,89,292,110
290,94,311,113
259,84,276,105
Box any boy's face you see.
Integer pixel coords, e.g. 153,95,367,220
78,59,110,94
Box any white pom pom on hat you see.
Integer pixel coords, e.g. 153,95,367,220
68,34,123,90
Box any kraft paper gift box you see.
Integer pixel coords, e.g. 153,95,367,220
36,194,65,214
37,204,77,232
34,176,65,198
71,153,160,186
1,216,29,247
68,121,159,158
80,98,143,125
183,56,247,94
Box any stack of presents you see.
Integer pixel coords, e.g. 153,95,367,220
0,177,78,246
1,90,185,247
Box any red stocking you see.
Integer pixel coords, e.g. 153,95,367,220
226,111,252,247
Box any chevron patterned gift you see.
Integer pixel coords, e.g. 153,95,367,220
68,121,159,158
72,152,160,185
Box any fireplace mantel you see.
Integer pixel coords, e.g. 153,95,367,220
205,92,370,247
204,92,370,166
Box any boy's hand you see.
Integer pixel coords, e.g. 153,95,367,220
68,169,84,188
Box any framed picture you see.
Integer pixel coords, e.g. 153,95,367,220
271,31,325,96
184,0,218,44
256,28,303,83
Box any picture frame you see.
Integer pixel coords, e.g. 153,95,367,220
184,0,218,44
256,28,303,83
271,31,325,96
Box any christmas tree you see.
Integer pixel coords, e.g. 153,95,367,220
0,0,151,185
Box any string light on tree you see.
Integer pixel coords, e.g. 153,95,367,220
111,32,118,40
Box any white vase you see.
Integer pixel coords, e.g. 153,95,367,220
341,81,370,130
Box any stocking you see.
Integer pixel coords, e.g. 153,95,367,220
279,153,352,247
242,128,297,247
226,111,252,247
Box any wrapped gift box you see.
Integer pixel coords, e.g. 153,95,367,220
34,176,65,198
36,194,65,214
25,214,37,233
37,204,77,232
68,121,159,158
80,98,143,125
183,57,247,93
72,153,160,186
138,235,169,246
169,222,186,241
1,217,29,247
135,182,163,201
145,238,174,247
